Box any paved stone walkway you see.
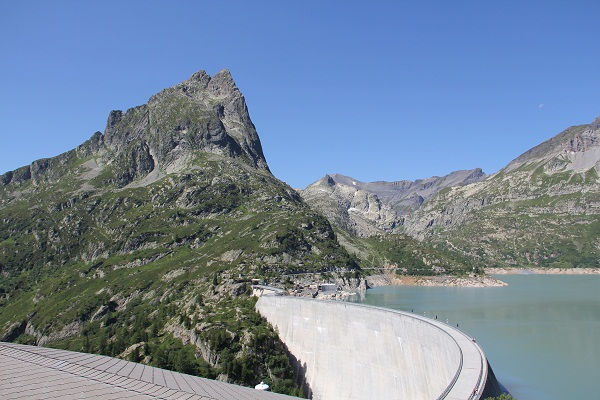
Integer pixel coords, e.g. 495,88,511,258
0,342,299,400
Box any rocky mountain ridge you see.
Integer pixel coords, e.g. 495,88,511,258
402,117,600,267
1,69,269,190
504,117,600,173
329,169,486,214
407,118,600,233
302,117,600,269
300,168,485,238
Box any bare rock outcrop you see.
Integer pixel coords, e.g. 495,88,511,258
300,169,484,237
0,69,270,188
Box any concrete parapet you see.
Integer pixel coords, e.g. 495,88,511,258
256,296,495,400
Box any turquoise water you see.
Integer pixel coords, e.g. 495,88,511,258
352,275,600,400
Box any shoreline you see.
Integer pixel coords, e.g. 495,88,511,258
284,267,600,297
485,267,600,275
365,273,507,288
364,267,600,289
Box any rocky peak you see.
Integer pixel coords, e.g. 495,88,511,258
207,69,238,97
316,174,336,187
106,110,123,130
301,174,401,237
504,115,600,173
188,70,211,87
168,69,239,100
142,69,268,171
319,169,485,214
1,69,270,187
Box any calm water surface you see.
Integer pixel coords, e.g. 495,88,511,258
352,275,600,400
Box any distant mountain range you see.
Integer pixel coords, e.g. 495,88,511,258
301,169,485,237
301,117,600,269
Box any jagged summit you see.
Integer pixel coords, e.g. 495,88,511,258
1,69,269,187
321,174,336,187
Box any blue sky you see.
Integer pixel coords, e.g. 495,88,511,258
1,1,599,188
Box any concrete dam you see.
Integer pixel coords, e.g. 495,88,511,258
256,295,502,400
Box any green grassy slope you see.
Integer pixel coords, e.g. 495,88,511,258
0,152,357,396
335,229,479,276
409,141,600,269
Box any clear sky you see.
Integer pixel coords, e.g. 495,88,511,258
1,1,599,188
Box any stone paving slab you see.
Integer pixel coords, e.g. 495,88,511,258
0,342,300,400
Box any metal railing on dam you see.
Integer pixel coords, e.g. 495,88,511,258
256,295,491,400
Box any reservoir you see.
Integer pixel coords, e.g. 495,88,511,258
352,275,600,400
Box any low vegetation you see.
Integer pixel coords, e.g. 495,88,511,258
0,153,357,396
335,229,481,276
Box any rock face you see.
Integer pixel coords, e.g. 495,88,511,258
300,169,484,237
404,117,600,268
300,175,401,237
328,170,485,214
504,117,600,174
1,69,269,189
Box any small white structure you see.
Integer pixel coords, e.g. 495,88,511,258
255,381,270,391
318,283,337,292
252,285,286,297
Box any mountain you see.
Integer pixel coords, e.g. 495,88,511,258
301,118,600,271
405,117,600,268
1,69,268,191
300,169,485,238
300,174,401,237
0,69,358,396
299,171,486,274
329,170,485,215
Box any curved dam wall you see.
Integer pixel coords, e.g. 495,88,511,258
256,296,495,400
